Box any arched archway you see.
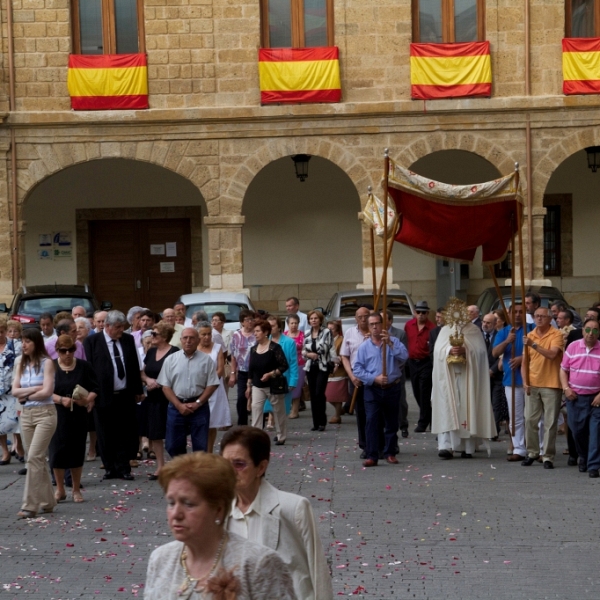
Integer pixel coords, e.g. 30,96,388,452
392,150,502,309
241,155,362,309
24,158,208,311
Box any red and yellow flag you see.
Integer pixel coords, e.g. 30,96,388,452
410,41,492,100
68,54,149,110
562,38,600,95
258,47,341,104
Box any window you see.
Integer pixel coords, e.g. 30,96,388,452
260,0,334,48
566,0,600,37
494,250,512,279
543,206,561,277
72,0,145,55
412,0,485,43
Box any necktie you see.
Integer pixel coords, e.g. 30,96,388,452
113,340,125,380
485,333,490,348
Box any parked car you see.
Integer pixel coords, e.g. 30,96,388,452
178,292,255,331
318,289,415,333
475,285,572,316
0,284,112,326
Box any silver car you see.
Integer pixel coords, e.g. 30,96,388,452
178,292,255,331
318,290,416,333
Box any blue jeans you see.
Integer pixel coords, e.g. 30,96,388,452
364,381,401,461
566,393,594,467
588,405,600,471
165,402,210,457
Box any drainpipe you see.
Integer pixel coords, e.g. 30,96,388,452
524,0,534,280
6,0,19,291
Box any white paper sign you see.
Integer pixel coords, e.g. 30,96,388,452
160,262,175,273
166,242,177,257
151,244,165,255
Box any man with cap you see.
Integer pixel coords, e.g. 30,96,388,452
405,301,436,432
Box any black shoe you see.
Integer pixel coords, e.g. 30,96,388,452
148,474,159,481
414,426,427,433
299,400,306,411
18,467,27,475
120,473,135,481
359,450,367,459
310,427,318,431
438,449,453,459
521,457,536,466
543,461,554,470
460,452,473,459
567,456,578,466
275,440,285,446
401,429,408,438
589,469,599,478
102,471,117,481
318,426,326,432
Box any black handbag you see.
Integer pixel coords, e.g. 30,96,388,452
270,374,289,395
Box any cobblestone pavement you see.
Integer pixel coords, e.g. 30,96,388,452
1,388,599,599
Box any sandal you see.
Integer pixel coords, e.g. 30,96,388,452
17,510,36,519
147,450,156,460
54,491,67,503
72,491,84,503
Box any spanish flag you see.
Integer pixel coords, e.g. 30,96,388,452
562,38,600,95
258,47,341,104
410,41,492,100
68,54,149,110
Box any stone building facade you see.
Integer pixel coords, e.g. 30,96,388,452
0,0,598,315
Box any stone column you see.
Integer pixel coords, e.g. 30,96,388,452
204,215,247,292
0,142,15,298
515,206,551,286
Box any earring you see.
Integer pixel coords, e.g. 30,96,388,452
215,519,221,525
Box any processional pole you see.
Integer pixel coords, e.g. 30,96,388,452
509,211,517,437
382,148,390,377
368,185,377,310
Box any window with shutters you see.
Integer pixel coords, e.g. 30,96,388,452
412,0,485,43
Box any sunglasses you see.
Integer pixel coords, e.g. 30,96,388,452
58,347,77,354
150,331,159,337
230,460,248,471
416,310,428,315
584,327,600,335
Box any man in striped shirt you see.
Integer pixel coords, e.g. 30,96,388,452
560,318,600,478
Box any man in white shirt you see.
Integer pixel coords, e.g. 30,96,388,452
161,307,183,348
39,312,56,341
285,296,308,333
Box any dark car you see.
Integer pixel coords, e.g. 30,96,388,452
475,285,571,316
0,285,112,326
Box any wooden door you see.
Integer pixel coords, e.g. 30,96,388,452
90,219,192,313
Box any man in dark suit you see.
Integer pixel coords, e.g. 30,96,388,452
429,307,445,358
482,313,506,438
84,310,144,481
468,305,483,330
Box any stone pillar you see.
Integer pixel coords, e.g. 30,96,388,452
0,142,15,299
513,206,551,286
204,215,247,292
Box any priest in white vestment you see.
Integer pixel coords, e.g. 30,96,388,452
431,321,497,458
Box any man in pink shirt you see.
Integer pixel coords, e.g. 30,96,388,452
45,319,86,360
560,317,600,478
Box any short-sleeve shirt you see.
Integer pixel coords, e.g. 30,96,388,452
230,330,256,372
527,327,564,389
339,325,369,368
561,338,600,395
493,324,533,387
157,350,219,398
404,318,435,360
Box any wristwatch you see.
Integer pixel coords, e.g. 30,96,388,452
532,343,538,350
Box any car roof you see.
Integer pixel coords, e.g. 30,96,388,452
179,292,253,304
334,289,411,296
17,285,93,297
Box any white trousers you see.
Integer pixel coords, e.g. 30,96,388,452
505,385,526,456
251,387,287,443
438,430,476,454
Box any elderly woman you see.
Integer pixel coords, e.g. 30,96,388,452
285,314,306,419
325,320,347,424
141,321,179,479
211,311,232,355
246,320,289,446
302,310,336,432
49,334,99,503
12,329,56,518
144,452,297,600
222,426,332,600
126,306,145,334
0,318,24,465
7,319,22,342
74,317,91,343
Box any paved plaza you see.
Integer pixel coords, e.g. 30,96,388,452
1,388,599,599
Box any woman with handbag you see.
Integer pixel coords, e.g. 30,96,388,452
302,311,336,432
49,335,99,504
326,320,347,424
12,328,56,518
246,320,289,446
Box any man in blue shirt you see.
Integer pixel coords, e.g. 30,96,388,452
492,304,534,461
354,313,408,467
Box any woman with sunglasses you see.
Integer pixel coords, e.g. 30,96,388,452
141,321,179,480
11,328,56,518
48,335,99,503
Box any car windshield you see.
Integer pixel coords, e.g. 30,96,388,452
338,295,413,318
185,303,247,324
18,297,95,316
491,297,556,312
